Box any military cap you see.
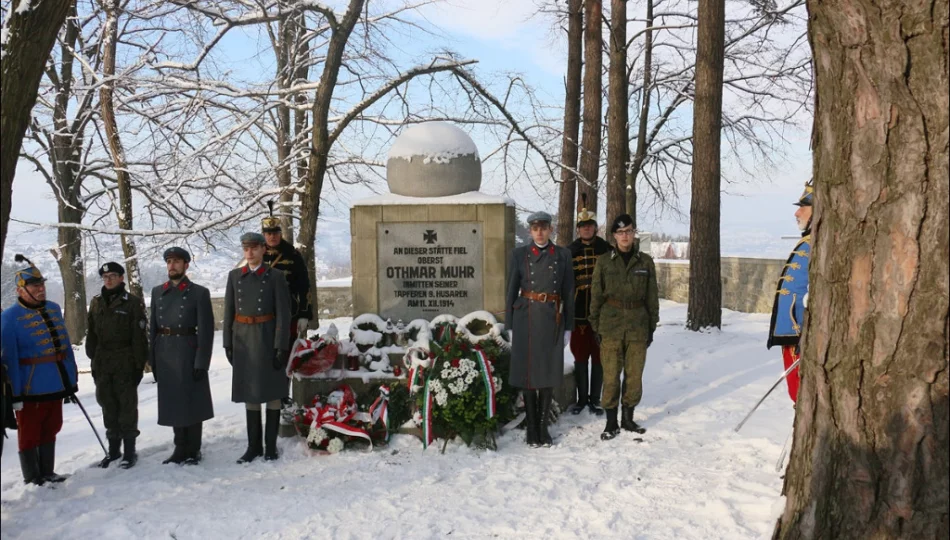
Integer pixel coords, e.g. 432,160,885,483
98,261,125,276
576,193,597,227
793,182,814,207
610,214,636,234
526,211,553,226
262,200,281,233
13,255,46,288
240,232,266,246
163,246,191,263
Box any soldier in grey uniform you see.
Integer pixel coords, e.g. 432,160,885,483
224,232,292,463
505,211,575,447
149,247,215,465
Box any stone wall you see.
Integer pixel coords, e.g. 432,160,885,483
655,257,785,314
207,256,786,326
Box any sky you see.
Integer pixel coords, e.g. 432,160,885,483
7,0,813,258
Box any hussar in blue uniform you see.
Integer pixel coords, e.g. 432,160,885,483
1,256,78,484
149,247,215,465
767,183,813,402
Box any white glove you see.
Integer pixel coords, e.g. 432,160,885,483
564,330,572,344
803,293,809,308
297,318,309,337
13,401,23,411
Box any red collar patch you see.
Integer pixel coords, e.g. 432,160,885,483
178,281,188,291
242,265,267,276
163,282,170,290
531,246,539,256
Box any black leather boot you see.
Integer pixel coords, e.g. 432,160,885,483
621,407,646,434
523,390,540,448
570,363,589,415
237,410,264,464
19,448,44,485
588,363,605,416
99,438,122,468
601,408,620,441
119,437,137,469
538,388,554,447
163,427,188,464
38,442,67,482
264,409,280,461
184,423,202,465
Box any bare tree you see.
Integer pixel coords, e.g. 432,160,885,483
774,0,948,536
605,0,628,230
555,0,583,246
0,0,73,262
577,0,603,215
24,3,103,340
98,0,143,299
625,0,652,221
686,0,725,331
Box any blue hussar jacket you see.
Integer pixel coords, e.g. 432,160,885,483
0,300,79,402
768,233,810,349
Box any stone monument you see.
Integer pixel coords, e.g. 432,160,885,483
350,122,515,321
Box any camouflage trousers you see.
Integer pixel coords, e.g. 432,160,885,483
600,338,647,410
95,372,141,440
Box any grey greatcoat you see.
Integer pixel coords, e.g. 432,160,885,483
223,264,291,403
505,243,575,389
149,277,215,427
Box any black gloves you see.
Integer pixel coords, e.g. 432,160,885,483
595,333,602,346
273,349,289,370
647,330,655,348
193,368,207,381
224,347,234,365
64,395,78,405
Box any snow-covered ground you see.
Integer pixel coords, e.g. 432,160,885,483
1,301,793,539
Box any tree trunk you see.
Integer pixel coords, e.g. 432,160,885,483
577,0,603,216
99,0,142,300
626,0,653,224
276,3,295,242
773,0,949,536
0,0,72,262
605,0,628,231
556,0,583,246
299,0,365,321
54,200,87,343
686,0,724,331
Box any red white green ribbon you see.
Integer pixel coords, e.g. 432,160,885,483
370,385,390,442
422,376,434,449
474,348,497,419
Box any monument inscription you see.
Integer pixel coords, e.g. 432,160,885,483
378,222,483,320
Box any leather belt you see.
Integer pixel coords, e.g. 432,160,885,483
521,291,563,326
20,352,67,365
157,326,197,336
607,298,644,309
520,291,560,303
235,314,275,325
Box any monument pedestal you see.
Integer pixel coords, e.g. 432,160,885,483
350,192,515,322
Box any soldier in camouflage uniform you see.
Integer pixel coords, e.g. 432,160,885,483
86,262,149,468
589,214,659,441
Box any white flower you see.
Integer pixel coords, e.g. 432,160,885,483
412,411,423,425
308,427,328,445
435,389,449,406
327,437,345,453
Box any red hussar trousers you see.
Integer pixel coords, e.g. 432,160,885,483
782,345,801,403
15,400,63,451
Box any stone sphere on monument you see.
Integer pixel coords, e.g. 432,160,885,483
386,122,482,197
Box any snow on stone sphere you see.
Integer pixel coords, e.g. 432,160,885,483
386,122,482,197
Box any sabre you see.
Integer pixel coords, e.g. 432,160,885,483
70,394,108,457
734,358,800,433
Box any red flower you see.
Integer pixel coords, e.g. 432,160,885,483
428,351,435,359
451,358,460,368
